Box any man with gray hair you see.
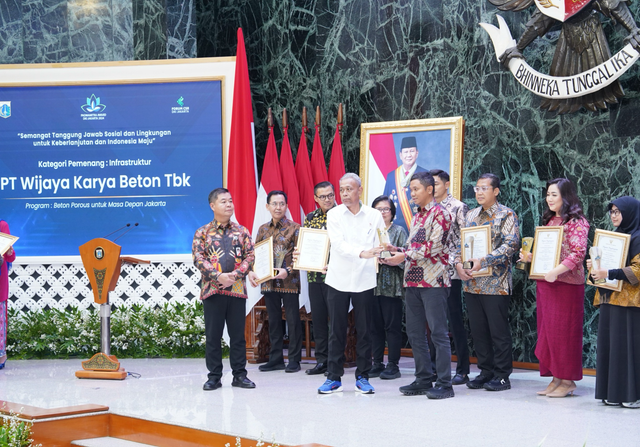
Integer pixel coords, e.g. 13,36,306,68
317,173,385,394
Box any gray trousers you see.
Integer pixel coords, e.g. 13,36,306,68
405,287,452,388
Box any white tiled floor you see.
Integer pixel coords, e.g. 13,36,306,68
0,358,636,447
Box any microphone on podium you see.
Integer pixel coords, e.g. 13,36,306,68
113,223,139,243
104,223,131,239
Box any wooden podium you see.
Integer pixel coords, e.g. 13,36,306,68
75,237,148,380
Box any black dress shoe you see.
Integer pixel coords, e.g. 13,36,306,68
451,374,469,385
232,376,256,389
369,362,385,378
426,386,455,400
285,362,301,373
305,362,327,375
483,377,511,391
399,380,433,396
466,374,493,389
203,379,222,391
380,362,401,380
259,361,286,372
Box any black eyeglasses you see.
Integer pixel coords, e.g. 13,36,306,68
315,193,335,201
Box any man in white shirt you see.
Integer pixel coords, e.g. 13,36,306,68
318,173,385,394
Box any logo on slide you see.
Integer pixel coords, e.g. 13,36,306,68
81,94,107,113
0,101,11,119
172,96,189,114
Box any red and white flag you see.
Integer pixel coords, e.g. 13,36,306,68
310,124,328,186
253,127,283,235
246,127,283,310
280,126,301,223
328,124,345,204
227,28,258,232
295,126,316,216
363,133,397,204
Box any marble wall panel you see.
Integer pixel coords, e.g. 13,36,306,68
166,0,196,58
197,0,640,367
133,0,168,59
22,0,69,63
0,0,23,62
68,0,114,61
112,0,134,60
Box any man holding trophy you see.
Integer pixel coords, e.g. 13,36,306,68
455,173,520,392
430,169,470,386
248,190,302,373
384,172,454,399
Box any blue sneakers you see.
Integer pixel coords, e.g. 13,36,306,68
318,379,343,394
355,376,375,394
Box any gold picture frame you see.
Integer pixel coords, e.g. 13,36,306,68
253,237,274,285
587,229,631,292
529,226,564,280
359,117,465,210
293,228,330,273
460,225,493,277
0,233,18,256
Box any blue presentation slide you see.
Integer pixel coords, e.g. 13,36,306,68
0,80,223,257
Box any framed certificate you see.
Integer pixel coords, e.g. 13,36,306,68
529,226,563,280
587,229,630,292
460,226,492,277
0,233,18,256
293,228,330,273
253,237,274,285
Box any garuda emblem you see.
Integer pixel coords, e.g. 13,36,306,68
481,0,640,113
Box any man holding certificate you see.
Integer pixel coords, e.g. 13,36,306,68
455,173,520,392
318,173,385,394
302,181,336,376
248,190,302,373
384,172,454,399
192,188,256,391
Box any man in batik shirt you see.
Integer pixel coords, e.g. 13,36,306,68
193,188,255,391
455,173,520,392
249,190,302,373
430,168,470,386
386,172,454,400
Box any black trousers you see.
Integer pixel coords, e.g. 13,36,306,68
370,295,403,365
203,294,247,381
448,279,470,375
308,282,330,364
466,292,513,379
406,287,452,388
326,286,373,381
264,291,302,364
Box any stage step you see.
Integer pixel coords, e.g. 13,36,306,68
72,437,156,446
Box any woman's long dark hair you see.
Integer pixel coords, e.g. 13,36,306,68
541,178,584,225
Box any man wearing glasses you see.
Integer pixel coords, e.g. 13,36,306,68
248,190,302,373
383,136,427,233
454,173,520,392
318,173,385,394
302,181,337,376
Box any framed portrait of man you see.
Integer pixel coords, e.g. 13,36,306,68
359,117,465,232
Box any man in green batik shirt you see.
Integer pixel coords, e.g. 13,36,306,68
302,181,336,375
